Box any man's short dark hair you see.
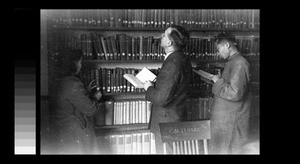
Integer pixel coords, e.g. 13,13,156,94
62,49,83,76
215,31,237,46
169,25,190,49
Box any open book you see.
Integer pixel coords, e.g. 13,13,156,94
123,67,157,88
193,69,214,81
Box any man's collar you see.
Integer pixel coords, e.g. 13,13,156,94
164,51,172,61
228,52,239,61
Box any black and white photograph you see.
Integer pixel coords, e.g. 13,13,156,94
40,9,260,155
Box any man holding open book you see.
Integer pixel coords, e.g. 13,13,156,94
143,25,192,154
209,32,252,154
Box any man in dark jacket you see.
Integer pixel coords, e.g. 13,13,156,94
49,49,102,154
209,32,252,154
143,25,192,154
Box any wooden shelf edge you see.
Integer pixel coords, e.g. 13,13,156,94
102,92,145,101
95,123,149,135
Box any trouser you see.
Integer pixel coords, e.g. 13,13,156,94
209,108,250,154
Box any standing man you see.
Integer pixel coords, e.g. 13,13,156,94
209,32,252,154
143,25,192,154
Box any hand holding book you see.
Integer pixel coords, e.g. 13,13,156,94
123,67,157,88
211,75,220,83
193,69,220,84
143,80,153,90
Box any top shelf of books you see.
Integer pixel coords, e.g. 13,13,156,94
49,26,260,33
45,9,260,32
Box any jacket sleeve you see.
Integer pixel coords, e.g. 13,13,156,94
67,80,99,117
212,60,250,101
145,61,179,107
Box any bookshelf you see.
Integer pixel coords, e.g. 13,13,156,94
46,9,260,154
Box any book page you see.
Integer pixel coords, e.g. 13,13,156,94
136,67,157,83
123,74,144,88
193,69,214,80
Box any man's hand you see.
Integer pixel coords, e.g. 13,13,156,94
88,80,97,92
143,80,153,90
93,90,102,101
211,75,220,83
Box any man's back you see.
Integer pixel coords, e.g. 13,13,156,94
146,50,192,129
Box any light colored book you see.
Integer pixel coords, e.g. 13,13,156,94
137,133,142,154
117,134,125,154
110,135,118,154
132,133,137,154
142,132,151,154
150,132,156,154
123,67,157,88
124,134,132,154
146,101,151,123
193,69,214,81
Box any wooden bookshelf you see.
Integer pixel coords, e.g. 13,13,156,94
95,123,149,137
46,9,260,137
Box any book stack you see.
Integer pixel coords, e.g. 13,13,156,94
48,9,260,29
94,99,151,126
111,100,152,125
108,131,156,154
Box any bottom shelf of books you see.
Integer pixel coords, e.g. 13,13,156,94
94,94,259,154
96,129,213,154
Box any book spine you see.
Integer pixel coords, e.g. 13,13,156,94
132,133,137,154
135,100,139,123
146,101,151,123
100,37,108,60
138,100,142,123
150,132,156,154
124,134,132,154
110,135,118,154
142,132,150,154
137,133,142,154
117,134,125,154
141,100,146,123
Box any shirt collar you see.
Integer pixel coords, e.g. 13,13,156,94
164,51,172,61
228,52,239,61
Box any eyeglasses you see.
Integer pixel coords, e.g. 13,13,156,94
215,44,223,53
216,43,232,53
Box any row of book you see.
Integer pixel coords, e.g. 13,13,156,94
95,97,212,126
79,65,258,96
108,100,152,125
50,32,260,61
107,131,156,154
79,66,223,94
95,94,258,127
79,68,159,93
105,131,208,154
47,9,259,29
